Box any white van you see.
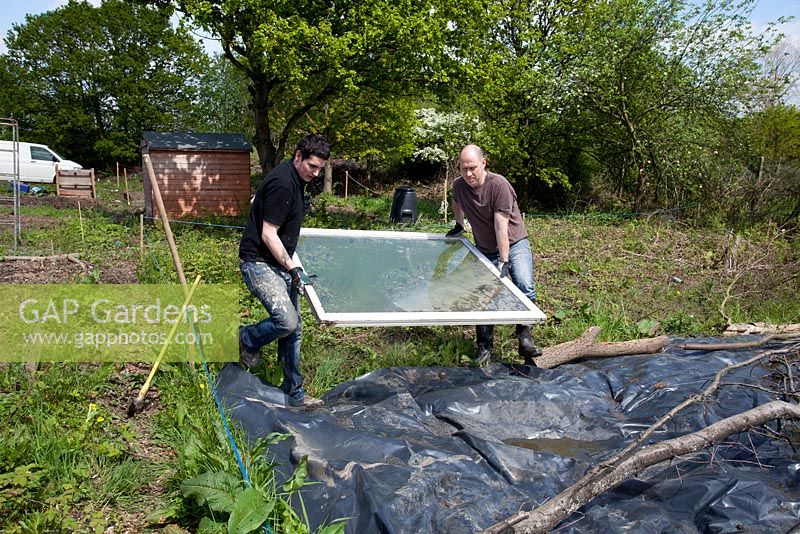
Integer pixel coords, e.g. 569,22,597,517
0,141,83,183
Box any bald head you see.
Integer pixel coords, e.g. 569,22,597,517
461,144,484,160
459,144,487,189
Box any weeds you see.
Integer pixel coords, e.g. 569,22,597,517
0,363,164,532
0,179,797,532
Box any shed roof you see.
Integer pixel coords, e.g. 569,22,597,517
141,131,252,152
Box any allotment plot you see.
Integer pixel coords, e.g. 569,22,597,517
296,228,546,327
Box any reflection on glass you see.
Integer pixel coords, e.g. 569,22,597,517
297,235,529,313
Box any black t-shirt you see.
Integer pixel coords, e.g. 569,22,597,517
239,160,305,266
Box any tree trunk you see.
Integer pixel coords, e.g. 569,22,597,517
532,327,669,369
324,159,333,194
250,78,277,174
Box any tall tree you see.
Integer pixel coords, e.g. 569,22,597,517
466,0,781,211
160,0,468,172
572,0,776,210
192,53,254,135
463,0,593,209
2,0,207,167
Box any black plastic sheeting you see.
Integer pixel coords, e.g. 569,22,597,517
215,337,800,533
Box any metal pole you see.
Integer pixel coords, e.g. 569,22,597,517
1,118,20,249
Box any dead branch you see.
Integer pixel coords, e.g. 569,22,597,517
1,253,80,262
0,252,88,272
483,400,800,534
725,323,800,336
483,344,800,534
717,227,796,326
603,346,798,471
533,327,669,369
784,354,796,393
65,254,88,272
719,270,744,325
678,333,800,351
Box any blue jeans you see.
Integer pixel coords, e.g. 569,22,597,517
239,261,305,400
485,238,537,302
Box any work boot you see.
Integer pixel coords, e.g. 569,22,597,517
475,325,494,365
239,331,261,369
516,325,542,365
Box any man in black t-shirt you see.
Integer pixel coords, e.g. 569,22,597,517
239,134,330,409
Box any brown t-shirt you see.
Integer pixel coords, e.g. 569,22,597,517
452,171,528,255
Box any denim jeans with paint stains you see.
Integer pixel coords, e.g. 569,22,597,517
239,261,305,401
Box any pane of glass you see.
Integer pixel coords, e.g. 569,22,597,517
297,232,532,315
30,146,54,161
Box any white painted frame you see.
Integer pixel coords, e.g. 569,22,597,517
294,228,547,327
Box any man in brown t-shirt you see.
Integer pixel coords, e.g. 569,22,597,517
447,144,542,364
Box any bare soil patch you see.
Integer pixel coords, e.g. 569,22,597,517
19,214,66,229
0,256,90,283
20,193,103,210
98,258,139,284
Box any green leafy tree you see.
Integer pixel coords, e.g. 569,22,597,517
2,0,207,167
571,0,777,210
191,52,254,135
321,90,419,171
466,0,781,211
160,0,469,172
725,104,800,226
462,0,592,209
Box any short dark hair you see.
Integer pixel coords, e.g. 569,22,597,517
295,134,330,161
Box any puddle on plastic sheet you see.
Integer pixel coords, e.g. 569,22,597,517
503,437,607,462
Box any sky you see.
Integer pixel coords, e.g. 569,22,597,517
0,0,798,58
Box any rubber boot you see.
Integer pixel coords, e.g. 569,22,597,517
475,325,494,365
239,328,261,370
516,324,542,365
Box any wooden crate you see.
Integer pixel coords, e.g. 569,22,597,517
56,167,96,199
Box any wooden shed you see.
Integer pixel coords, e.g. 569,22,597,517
141,131,252,218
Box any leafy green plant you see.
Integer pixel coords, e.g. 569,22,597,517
180,432,345,534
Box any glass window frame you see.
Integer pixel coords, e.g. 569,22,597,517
294,228,547,327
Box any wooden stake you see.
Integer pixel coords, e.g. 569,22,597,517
116,162,120,188
345,170,349,199
142,153,195,370
123,168,130,206
77,201,85,244
139,213,144,260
